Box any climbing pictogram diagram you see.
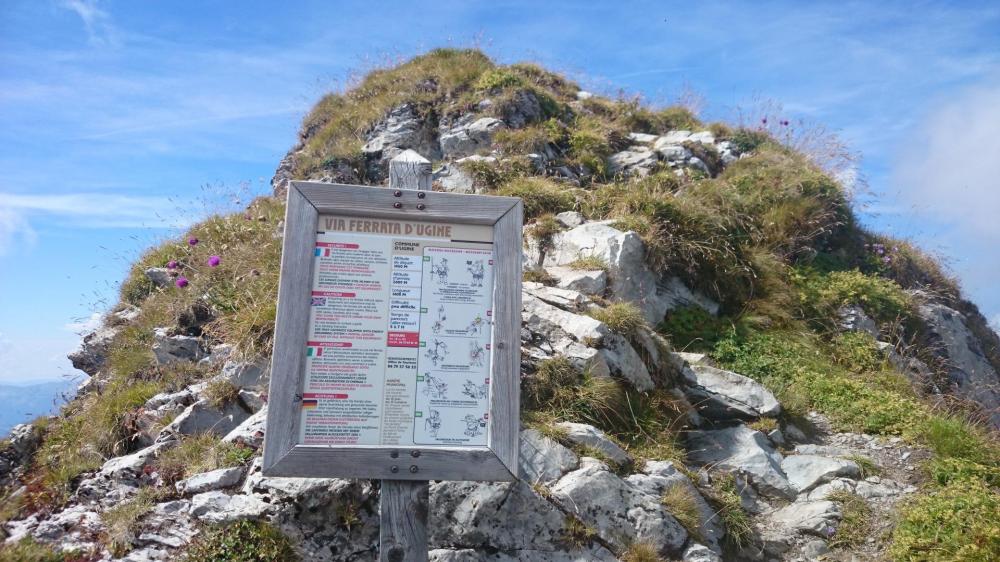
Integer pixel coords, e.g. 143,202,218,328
425,410,442,437
423,375,448,400
467,259,485,287
466,313,485,336
469,341,485,367
461,379,488,400
462,414,486,438
431,305,446,334
425,339,448,366
430,257,449,285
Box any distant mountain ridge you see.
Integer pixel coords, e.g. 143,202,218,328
0,380,75,437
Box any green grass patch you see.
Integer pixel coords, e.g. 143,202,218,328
566,256,608,272
0,538,87,562
658,306,735,352
522,358,690,464
203,379,241,410
155,434,254,486
619,541,665,562
183,520,297,562
826,491,872,549
561,514,596,548
704,474,753,550
660,482,703,541
495,178,576,219
890,478,1000,561
589,302,646,339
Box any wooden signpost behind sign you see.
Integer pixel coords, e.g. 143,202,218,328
264,150,523,561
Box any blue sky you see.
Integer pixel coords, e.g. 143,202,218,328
1,1,998,383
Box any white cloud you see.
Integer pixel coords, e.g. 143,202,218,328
892,81,1000,237
0,192,193,229
0,206,37,255
63,312,102,334
60,0,117,46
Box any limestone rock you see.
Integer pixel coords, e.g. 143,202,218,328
551,459,688,555
189,491,271,524
683,544,723,562
768,500,841,536
176,466,245,495
161,398,250,439
546,266,607,296
152,328,204,365
608,147,659,176
781,455,861,493
627,461,725,553
429,547,617,561
917,299,1000,428
440,117,505,159
543,222,718,324
838,305,879,336
220,358,269,389
68,325,120,376
100,441,174,480
134,500,197,550
686,426,795,499
361,103,442,161
598,332,655,391
497,89,544,128
627,132,659,144
518,428,579,484
551,338,611,378
522,293,608,343
144,267,173,288
524,282,589,311
430,480,568,552
223,407,268,449
554,211,585,228
554,422,631,466
435,162,476,193
682,364,781,421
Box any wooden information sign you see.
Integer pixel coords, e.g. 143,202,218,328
263,150,522,560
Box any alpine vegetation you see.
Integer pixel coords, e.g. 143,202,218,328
2,49,998,562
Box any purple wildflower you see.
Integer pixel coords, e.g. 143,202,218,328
882,256,892,264
761,117,768,125
175,276,189,288
207,255,221,267
188,237,199,246
166,260,178,269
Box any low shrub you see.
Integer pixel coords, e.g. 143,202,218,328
890,478,1000,561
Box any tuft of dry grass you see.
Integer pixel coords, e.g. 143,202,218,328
661,482,703,540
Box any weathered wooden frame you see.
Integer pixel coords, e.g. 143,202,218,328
262,181,522,482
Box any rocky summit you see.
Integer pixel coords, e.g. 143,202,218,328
2,49,999,562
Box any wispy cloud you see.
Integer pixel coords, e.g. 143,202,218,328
0,192,195,255
60,0,118,46
892,80,1000,237
64,312,102,334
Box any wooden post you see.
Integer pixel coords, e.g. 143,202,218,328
380,149,432,562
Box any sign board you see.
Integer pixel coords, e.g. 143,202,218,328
263,181,522,482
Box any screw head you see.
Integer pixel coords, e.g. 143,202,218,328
410,450,421,458
390,465,399,473
393,190,402,197
416,191,426,199
390,450,399,459
409,465,419,473
416,203,426,211
393,202,402,209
